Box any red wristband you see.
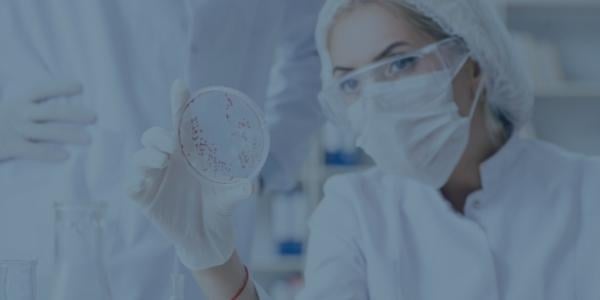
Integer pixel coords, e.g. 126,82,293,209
231,265,249,300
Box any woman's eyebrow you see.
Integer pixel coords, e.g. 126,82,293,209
332,66,354,76
372,41,410,62
331,41,411,76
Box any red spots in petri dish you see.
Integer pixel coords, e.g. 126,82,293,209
190,117,202,142
237,119,251,129
239,151,251,169
225,94,233,110
225,94,234,121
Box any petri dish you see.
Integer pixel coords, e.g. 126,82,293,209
177,87,270,185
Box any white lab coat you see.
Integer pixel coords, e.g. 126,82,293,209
257,137,600,299
261,0,327,192
0,0,323,298
185,0,327,192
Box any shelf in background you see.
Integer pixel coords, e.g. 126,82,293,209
323,164,371,177
503,0,600,25
251,257,305,273
505,0,600,11
251,193,306,274
535,82,600,100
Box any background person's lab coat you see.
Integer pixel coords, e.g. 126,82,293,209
0,0,324,298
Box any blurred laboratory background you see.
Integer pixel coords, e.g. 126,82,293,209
251,0,600,298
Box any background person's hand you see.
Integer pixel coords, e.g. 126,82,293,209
0,80,96,162
127,79,255,271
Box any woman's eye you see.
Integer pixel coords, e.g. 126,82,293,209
339,78,361,94
384,56,418,78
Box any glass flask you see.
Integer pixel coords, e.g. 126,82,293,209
0,265,4,300
168,273,184,300
51,202,112,300
0,260,37,300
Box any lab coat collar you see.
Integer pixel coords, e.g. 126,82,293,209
479,135,526,194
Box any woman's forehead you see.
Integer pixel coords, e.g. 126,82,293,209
328,3,429,69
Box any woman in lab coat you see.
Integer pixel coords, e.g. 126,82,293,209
129,0,600,299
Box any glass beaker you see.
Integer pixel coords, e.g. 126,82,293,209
0,265,5,300
168,273,184,300
51,202,112,300
0,260,37,300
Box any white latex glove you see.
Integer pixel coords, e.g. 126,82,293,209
0,80,96,162
127,80,255,270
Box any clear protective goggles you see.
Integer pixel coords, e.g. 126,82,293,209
319,36,471,127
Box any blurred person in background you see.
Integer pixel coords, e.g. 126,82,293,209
0,0,324,298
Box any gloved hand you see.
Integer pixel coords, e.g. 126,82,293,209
127,80,255,270
0,80,96,162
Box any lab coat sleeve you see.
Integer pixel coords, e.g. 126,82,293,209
0,3,14,98
260,0,326,192
575,156,600,298
295,175,368,300
0,2,53,101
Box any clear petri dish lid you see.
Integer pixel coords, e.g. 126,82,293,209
177,87,270,185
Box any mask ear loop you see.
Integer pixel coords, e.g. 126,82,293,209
450,54,471,79
467,73,487,120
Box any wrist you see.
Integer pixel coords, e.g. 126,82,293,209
193,251,257,300
230,265,249,300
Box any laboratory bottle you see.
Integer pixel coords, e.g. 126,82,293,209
51,202,112,300
0,260,37,300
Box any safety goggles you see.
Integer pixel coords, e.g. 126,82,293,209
319,36,471,127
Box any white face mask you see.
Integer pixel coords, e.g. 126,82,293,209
347,68,484,188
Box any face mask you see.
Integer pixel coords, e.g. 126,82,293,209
347,68,485,188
